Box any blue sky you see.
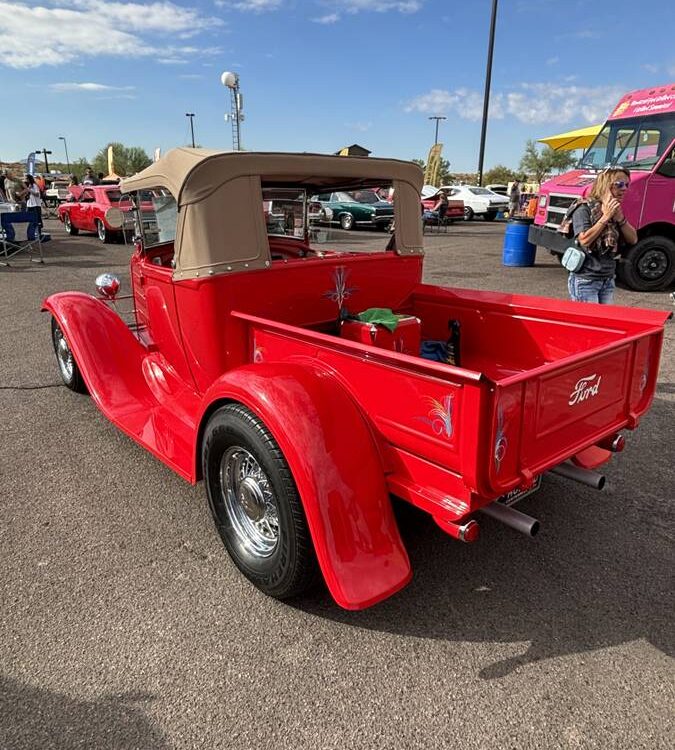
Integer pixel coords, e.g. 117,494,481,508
1,0,674,172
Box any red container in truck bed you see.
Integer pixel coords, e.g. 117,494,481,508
340,316,421,356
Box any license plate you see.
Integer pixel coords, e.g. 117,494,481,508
497,476,542,506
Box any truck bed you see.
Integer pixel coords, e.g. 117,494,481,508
233,283,670,523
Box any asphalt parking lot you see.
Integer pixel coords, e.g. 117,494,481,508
1,217,673,749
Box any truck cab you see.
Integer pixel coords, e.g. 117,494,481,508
529,84,675,291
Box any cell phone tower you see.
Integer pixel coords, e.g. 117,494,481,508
221,71,245,151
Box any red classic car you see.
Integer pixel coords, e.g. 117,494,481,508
57,185,134,243
44,149,670,610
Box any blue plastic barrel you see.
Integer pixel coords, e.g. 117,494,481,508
502,217,536,267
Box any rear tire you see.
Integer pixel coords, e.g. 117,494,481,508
483,212,496,221
64,214,79,235
96,219,111,243
339,213,354,230
51,317,87,394
202,404,319,600
618,236,675,291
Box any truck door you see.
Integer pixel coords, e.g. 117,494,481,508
77,188,96,230
641,139,675,226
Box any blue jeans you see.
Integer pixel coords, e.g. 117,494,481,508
568,274,615,304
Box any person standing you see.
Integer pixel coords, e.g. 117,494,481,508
567,167,637,304
508,180,521,217
16,175,43,239
3,171,17,203
82,168,98,185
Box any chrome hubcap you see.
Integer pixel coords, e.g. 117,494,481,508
55,328,74,381
220,447,279,557
98,222,105,240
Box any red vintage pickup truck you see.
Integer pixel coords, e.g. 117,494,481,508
44,149,670,610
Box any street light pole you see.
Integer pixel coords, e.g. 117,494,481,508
35,147,53,174
185,113,196,148
58,136,70,173
477,0,498,186
428,115,447,145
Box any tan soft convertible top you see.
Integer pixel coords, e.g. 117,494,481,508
121,149,424,280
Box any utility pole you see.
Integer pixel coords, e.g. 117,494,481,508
185,113,196,148
428,115,447,145
36,147,53,174
58,136,70,173
477,0,498,186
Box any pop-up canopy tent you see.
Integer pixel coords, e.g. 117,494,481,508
538,124,602,151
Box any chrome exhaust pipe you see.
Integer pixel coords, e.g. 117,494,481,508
549,461,606,490
480,503,540,537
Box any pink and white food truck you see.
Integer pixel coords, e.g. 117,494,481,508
529,84,675,291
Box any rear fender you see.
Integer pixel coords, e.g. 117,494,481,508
199,362,411,610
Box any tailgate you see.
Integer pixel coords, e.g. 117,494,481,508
483,329,666,495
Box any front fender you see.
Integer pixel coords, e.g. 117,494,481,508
42,291,155,420
199,362,411,610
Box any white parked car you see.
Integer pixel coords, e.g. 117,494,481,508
441,184,509,221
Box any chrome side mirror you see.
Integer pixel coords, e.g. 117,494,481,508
95,273,121,299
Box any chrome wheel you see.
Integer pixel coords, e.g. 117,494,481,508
51,317,87,393
54,325,74,382
96,220,107,242
220,446,279,558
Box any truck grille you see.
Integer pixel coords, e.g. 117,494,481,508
545,193,577,227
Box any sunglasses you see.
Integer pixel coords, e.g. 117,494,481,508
612,180,630,189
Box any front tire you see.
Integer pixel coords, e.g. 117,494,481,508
463,206,474,221
202,404,318,600
64,214,79,235
51,317,87,394
483,212,496,221
618,236,675,291
339,213,354,230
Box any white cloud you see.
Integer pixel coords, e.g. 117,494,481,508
345,121,373,132
546,56,559,66
506,83,623,124
65,0,218,34
341,0,422,12
405,83,624,125
313,13,340,24
0,1,223,69
667,63,675,76
642,63,659,73
221,0,282,11
405,88,504,121
179,73,204,79
49,82,136,92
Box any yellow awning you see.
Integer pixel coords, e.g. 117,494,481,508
538,124,603,151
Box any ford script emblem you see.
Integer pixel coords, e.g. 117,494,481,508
569,374,602,406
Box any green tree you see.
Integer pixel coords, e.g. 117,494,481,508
519,140,575,183
483,164,517,186
92,142,152,177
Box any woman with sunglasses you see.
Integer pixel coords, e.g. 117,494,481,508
568,168,638,304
